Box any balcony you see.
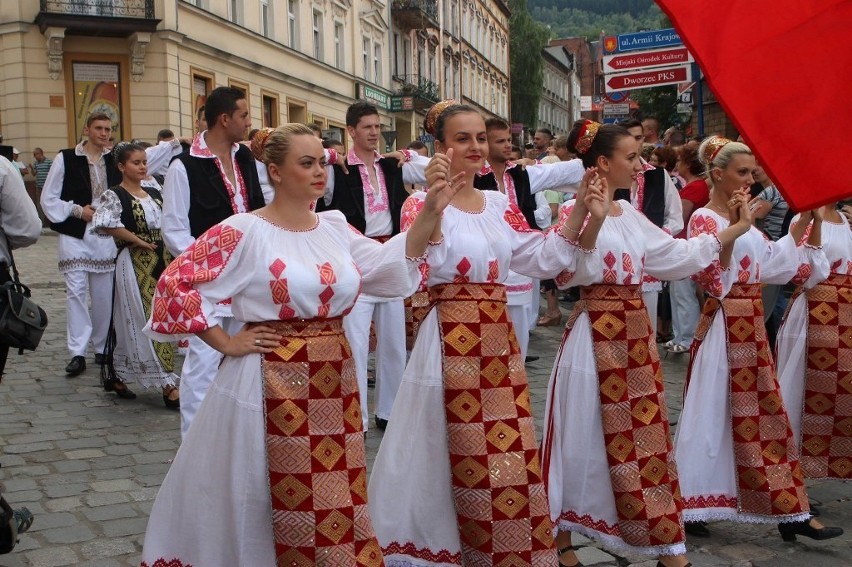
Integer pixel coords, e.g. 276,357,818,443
391,0,439,32
35,0,160,37
393,74,440,112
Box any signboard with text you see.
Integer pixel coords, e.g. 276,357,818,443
610,28,683,53
603,47,693,73
356,83,391,110
605,64,692,93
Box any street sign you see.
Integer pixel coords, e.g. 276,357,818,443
603,47,693,73
614,28,683,53
678,90,693,104
676,103,692,114
604,90,630,103
605,64,692,93
677,81,695,95
603,103,630,115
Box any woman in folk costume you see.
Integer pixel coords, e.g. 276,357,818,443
91,142,179,407
673,137,842,541
540,122,754,567
776,202,852,520
139,123,458,567
368,102,609,567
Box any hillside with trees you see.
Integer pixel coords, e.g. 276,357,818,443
528,0,666,39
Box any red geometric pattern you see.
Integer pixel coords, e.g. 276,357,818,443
141,560,191,567
503,203,534,233
556,510,618,536
681,494,739,510
738,255,752,284
454,257,472,284
487,259,500,283
190,135,249,214
622,253,635,285
150,224,243,335
383,541,461,564
263,317,384,566
316,262,337,318
793,273,852,479
689,214,725,296
790,262,813,286
602,252,618,284
430,283,555,565
688,283,808,517
403,290,432,351
269,259,296,320
554,284,685,548
400,194,426,231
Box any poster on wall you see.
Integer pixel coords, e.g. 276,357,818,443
71,62,123,143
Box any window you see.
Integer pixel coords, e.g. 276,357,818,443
262,93,279,128
230,0,240,24
260,0,271,38
373,43,382,84
191,69,213,129
362,38,371,81
313,11,323,60
288,0,299,49
393,32,400,76
228,79,249,102
335,22,344,69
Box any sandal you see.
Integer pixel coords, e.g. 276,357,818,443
103,378,137,399
557,545,584,567
13,508,33,534
537,312,563,327
667,344,689,354
162,385,180,410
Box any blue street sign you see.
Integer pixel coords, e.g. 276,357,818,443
616,28,682,53
602,117,620,125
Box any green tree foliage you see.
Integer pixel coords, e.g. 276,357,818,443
529,0,664,40
509,0,551,126
630,85,683,131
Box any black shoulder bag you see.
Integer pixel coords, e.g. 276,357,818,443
0,232,48,353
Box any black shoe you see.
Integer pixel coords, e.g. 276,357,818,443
684,521,710,537
367,376,376,388
778,519,843,542
375,416,388,430
65,356,86,377
103,378,137,400
525,355,539,363
94,353,106,366
557,545,584,567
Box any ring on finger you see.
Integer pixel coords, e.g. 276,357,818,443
254,339,261,346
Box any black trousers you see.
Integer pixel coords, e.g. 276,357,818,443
0,264,11,380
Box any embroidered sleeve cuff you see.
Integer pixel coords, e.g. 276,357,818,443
713,233,723,253
427,237,444,247
803,243,823,250
327,149,338,165
71,204,83,219
405,251,429,263
400,149,413,162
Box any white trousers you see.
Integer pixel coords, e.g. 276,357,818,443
670,278,700,348
508,303,530,360
643,290,658,337
179,317,242,439
65,270,113,357
343,297,406,429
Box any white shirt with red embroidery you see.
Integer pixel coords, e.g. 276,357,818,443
400,190,594,289
688,208,827,299
144,211,423,341
477,159,586,302
322,150,430,238
553,199,724,290
161,132,251,258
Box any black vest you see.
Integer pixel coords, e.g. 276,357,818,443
175,144,264,238
52,149,122,239
614,167,666,229
475,166,539,230
317,157,408,235
110,185,163,236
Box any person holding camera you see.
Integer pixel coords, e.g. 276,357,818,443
0,153,40,553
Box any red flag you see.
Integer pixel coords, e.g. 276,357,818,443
656,0,852,211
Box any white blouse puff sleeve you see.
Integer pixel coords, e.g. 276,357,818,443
91,189,124,231
787,214,831,289
144,212,424,342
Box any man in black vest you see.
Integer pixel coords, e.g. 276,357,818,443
161,86,265,438
617,119,683,335
477,118,584,361
40,113,122,376
315,101,428,432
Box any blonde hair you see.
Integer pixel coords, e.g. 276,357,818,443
262,123,315,166
699,137,752,181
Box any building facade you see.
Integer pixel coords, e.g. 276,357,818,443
537,44,577,138
0,0,510,166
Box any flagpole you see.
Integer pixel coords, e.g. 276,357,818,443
693,62,704,138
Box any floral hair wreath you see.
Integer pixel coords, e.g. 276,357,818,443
250,127,275,162
575,120,601,155
702,136,732,165
424,99,458,136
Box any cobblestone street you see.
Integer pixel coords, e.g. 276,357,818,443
0,233,849,567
